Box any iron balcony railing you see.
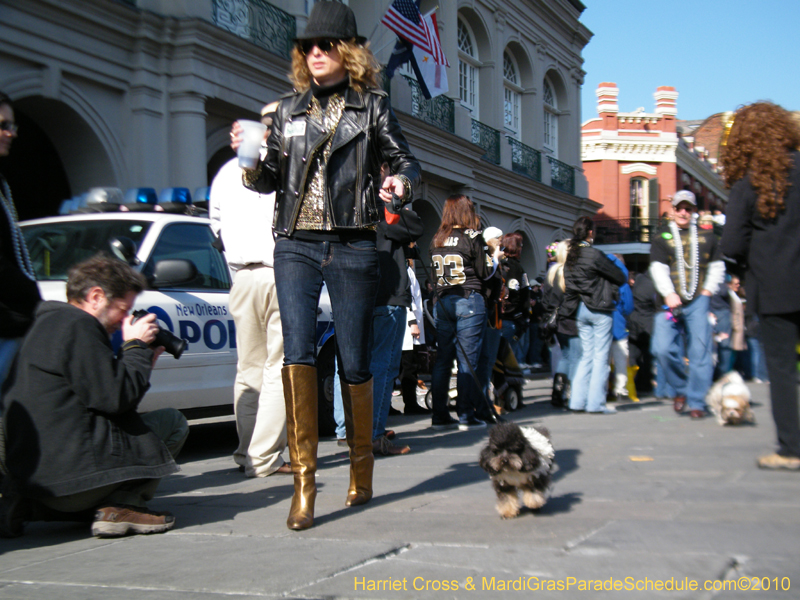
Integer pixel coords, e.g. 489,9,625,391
402,76,454,134
507,137,541,182
548,156,575,195
212,0,296,60
471,119,501,165
593,218,664,245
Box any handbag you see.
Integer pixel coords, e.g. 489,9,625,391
539,306,558,341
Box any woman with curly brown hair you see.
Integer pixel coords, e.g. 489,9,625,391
720,101,800,470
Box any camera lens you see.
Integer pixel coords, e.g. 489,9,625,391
130,309,188,359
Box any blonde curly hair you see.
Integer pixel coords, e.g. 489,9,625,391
289,39,381,93
720,102,800,220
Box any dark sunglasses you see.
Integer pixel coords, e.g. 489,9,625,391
299,38,337,55
0,121,17,134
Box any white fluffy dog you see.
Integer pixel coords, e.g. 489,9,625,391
706,371,755,426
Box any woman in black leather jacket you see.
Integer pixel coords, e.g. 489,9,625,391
232,1,420,530
562,216,626,414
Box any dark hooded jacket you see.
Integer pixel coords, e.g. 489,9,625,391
375,206,424,308
2,301,178,499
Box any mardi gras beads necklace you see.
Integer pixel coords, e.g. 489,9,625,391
669,214,699,301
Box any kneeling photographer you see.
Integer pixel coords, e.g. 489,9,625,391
1,254,188,538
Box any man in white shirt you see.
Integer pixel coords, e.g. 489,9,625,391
209,102,290,477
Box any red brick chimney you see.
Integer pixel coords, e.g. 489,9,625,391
654,86,678,132
596,82,619,130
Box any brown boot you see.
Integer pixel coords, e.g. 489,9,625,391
282,365,318,530
341,378,374,507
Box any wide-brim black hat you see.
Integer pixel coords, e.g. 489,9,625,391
295,1,367,44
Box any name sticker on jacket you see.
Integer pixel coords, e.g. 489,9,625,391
284,121,306,138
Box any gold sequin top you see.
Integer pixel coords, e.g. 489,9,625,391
295,94,345,231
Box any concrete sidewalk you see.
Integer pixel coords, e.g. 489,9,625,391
2,379,798,599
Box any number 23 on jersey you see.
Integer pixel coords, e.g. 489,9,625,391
432,254,466,286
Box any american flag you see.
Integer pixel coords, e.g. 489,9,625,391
382,1,449,67
381,0,432,56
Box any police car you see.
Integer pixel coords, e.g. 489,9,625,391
20,207,338,433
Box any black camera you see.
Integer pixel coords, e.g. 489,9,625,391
130,309,188,359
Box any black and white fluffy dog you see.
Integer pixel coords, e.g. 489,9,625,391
479,422,555,519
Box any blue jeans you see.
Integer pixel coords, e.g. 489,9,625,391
332,356,346,439
431,292,486,421
526,323,542,364
570,303,614,411
500,321,525,364
477,325,502,405
273,237,378,384
652,295,713,410
0,338,21,414
370,305,407,439
747,336,769,381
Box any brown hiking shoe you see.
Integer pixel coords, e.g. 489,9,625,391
372,435,410,456
91,505,175,538
757,453,800,471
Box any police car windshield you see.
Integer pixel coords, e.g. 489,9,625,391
21,220,151,281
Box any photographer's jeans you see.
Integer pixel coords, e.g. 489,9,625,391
431,292,486,421
652,295,713,410
274,237,379,384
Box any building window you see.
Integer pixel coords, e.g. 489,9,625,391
503,52,521,138
457,18,478,116
543,77,558,158
630,178,647,220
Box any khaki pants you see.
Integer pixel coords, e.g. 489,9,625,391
229,265,287,477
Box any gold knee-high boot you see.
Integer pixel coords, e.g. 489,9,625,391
282,365,318,530
341,378,374,507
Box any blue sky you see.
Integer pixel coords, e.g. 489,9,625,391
579,1,799,123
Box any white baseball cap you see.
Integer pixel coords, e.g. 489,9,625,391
672,190,697,207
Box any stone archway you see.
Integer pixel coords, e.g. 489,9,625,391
1,106,70,219
506,219,540,278
8,94,117,219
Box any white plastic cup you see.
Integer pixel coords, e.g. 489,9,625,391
237,119,267,169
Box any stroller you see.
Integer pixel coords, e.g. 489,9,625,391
489,336,525,412
422,335,524,414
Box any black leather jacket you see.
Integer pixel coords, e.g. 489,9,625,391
562,245,626,314
250,85,420,237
